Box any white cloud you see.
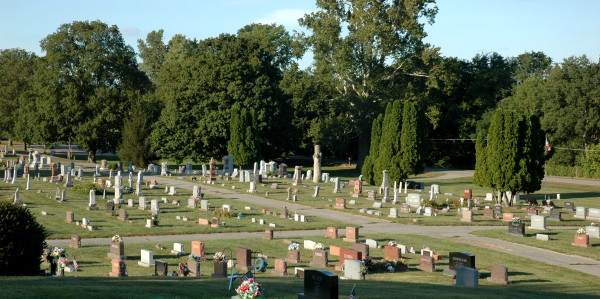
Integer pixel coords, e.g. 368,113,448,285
120,27,141,37
255,9,312,28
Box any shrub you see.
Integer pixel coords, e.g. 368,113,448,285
0,200,49,275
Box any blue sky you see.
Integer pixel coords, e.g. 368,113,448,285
1,0,599,65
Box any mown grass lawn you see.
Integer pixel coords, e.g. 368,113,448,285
2,233,599,298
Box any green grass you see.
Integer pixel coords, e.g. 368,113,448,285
2,234,600,298
187,176,596,227
470,228,600,261
1,169,348,239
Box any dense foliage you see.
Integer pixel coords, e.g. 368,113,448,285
0,201,49,275
0,4,599,178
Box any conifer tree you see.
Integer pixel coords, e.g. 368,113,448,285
375,101,403,185
398,101,424,179
473,131,488,187
119,101,155,168
362,114,383,185
228,105,261,169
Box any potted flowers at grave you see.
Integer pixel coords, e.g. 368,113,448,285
151,213,160,226
49,247,66,276
572,228,590,247
286,243,301,263
235,278,263,299
188,253,206,277
314,243,326,250
57,257,70,276
212,252,227,277
508,217,525,236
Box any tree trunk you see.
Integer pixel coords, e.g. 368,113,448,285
8,139,12,146
23,142,27,151
88,150,96,163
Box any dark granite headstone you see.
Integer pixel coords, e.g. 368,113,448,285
508,222,526,236
449,252,476,270
106,201,115,216
549,210,562,221
236,247,252,271
563,202,575,211
155,260,168,276
212,261,227,277
298,270,338,299
310,249,329,268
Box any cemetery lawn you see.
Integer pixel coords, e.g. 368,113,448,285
194,176,597,227
1,174,348,239
2,234,600,298
470,228,600,261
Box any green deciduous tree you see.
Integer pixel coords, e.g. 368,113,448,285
300,0,438,168
0,49,37,146
138,29,169,86
31,20,150,162
228,104,261,168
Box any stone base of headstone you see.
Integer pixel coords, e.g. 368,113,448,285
87,205,99,211
343,237,358,243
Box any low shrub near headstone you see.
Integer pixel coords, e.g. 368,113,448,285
0,201,49,275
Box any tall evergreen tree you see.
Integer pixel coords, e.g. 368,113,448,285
472,131,488,187
362,114,383,185
118,100,155,168
477,109,546,206
228,105,261,169
398,101,424,179
376,101,403,184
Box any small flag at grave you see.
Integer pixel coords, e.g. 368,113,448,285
242,270,254,282
349,284,356,299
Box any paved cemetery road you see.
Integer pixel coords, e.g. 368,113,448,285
49,174,600,278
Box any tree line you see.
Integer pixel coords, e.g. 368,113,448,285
0,0,599,180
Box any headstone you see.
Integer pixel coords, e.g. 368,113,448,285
310,249,329,268
487,264,510,284
548,210,562,221
107,241,125,260
575,207,587,219
138,249,155,267
293,166,302,185
326,227,338,239
343,259,364,280
105,201,115,216
508,221,525,236
373,202,382,209
139,197,148,210
502,213,515,222
388,208,398,218
563,202,575,211
528,215,548,230
171,243,185,255
69,234,81,248
109,259,127,277
455,267,478,287
463,189,472,199
155,260,168,276
367,190,376,201
461,210,473,222
334,198,346,209
297,270,338,299
352,243,369,259
343,227,359,243
586,226,600,238
264,228,274,240
65,211,74,223
536,233,550,241
272,259,288,276
191,241,205,257
384,245,401,260
209,158,217,182
449,252,476,271
417,256,435,272
406,193,423,207
200,199,209,211
587,208,600,220
118,209,128,221
236,247,252,271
